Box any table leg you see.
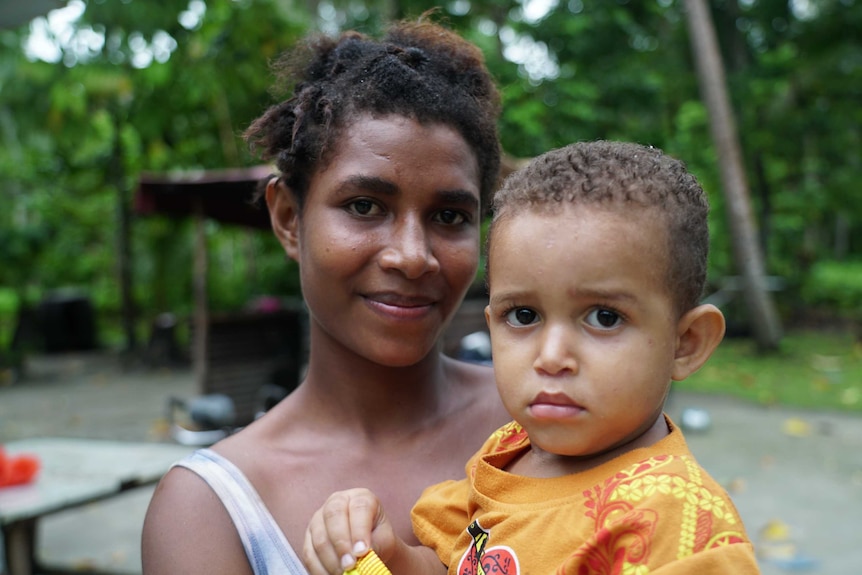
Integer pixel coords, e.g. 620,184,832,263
3,519,36,575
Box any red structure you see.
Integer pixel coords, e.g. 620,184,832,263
134,165,274,230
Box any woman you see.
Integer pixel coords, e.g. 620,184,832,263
141,17,509,575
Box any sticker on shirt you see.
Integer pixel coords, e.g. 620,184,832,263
456,519,520,575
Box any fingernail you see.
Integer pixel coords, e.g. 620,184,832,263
340,554,356,570
352,541,368,556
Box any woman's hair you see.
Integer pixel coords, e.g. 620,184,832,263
488,140,711,314
244,16,501,210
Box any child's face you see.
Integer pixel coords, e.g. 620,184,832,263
485,205,680,462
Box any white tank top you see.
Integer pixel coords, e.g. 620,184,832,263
173,449,308,575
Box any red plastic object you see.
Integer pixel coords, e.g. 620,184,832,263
0,446,41,488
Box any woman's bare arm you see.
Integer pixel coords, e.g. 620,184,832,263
142,467,254,575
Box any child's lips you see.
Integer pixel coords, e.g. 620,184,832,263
529,392,585,419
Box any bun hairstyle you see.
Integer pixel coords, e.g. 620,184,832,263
245,16,501,210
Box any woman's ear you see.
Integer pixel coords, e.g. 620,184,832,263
265,177,300,261
671,304,726,382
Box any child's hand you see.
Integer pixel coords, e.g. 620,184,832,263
303,488,398,575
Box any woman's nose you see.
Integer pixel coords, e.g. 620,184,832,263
378,217,441,278
533,324,578,376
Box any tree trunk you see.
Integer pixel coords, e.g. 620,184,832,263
683,0,782,351
112,111,137,356
192,200,209,393
117,184,136,353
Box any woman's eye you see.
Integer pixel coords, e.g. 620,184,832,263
585,308,622,329
347,199,380,216
506,308,539,327
434,209,468,225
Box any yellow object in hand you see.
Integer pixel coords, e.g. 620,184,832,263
343,549,392,575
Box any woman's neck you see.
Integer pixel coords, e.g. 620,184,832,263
296,332,458,439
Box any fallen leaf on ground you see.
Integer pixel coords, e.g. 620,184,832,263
782,418,811,437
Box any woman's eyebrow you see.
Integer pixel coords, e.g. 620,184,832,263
337,175,399,196
437,189,480,209
337,176,479,208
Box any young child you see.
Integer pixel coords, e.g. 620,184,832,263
302,141,760,575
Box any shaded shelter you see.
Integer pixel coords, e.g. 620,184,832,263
134,165,275,230
134,165,304,426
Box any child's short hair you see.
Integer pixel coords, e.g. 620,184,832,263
488,140,710,314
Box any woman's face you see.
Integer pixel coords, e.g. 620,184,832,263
281,114,482,367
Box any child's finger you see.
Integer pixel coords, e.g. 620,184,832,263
344,489,381,555
323,489,379,564
301,531,331,575
305,502,350,574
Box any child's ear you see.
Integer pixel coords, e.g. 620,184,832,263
671,304,726,381
265,177,300,261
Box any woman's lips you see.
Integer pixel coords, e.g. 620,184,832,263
529,392,585,420
364,292,437,320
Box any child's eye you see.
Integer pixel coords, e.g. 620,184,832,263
506,307,539,327
433,209,469,226
585,308,622,329
346,199,382,216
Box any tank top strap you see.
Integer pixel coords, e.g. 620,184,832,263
173,448,308,575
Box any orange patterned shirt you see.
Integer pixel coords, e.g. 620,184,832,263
411,417,759,575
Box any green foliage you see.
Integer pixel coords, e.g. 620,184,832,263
801,261,862,317
0,0,860,357
0,288,18,349
0,0,307,348
685,330,862,412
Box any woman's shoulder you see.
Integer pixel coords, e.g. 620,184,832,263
442,354,496,388
142,460,255,575
440,356,511,440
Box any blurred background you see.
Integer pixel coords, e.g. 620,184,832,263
0,0,859,366
0,1,860,573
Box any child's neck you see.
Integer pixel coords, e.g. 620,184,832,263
506,414,670,478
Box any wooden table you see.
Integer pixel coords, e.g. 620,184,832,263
0,438,191,575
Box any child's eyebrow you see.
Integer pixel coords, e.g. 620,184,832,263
569,287,638,303
487,291,524,308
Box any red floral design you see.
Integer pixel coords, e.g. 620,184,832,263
568,458,673,574
493,422,528,452
458,545,519,575
566,509,657,575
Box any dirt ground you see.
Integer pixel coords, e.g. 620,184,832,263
1,351,861,574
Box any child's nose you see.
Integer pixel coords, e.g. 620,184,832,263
533,324,578,376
